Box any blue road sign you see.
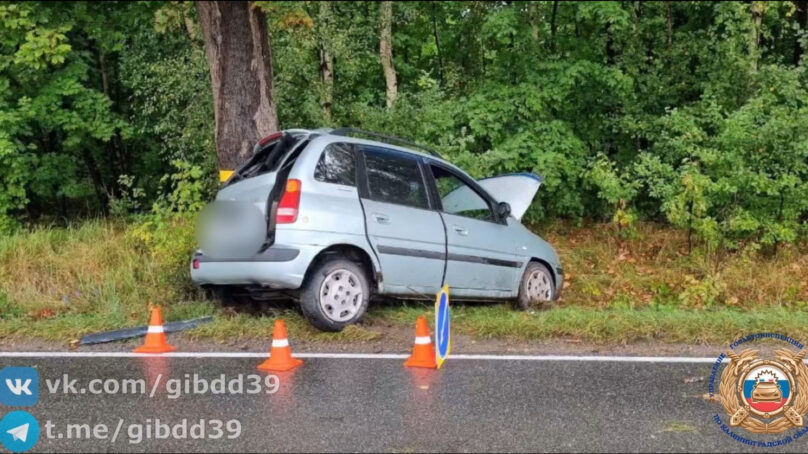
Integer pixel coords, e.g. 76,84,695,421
435,285,451,368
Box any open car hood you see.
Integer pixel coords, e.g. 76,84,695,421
443,173,543,221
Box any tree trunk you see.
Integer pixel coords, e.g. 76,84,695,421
98,51,110,96
182,4,198,43
750,1,765,72
549,0,559,51
795,0,808,66
666,1,673,50
97,49,124,196
181,4,203,55
379,1,398,109
80,147,107,213
197,1,279,170
605,22,616,65
318,1,334,121
529,2,540,43
431,2,444,85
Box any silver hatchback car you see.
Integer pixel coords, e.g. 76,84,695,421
191,128,563,331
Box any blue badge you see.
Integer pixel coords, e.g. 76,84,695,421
0,367,39,407
0,411,40,452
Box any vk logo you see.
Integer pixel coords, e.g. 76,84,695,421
6,379,32,396
0,411,39,452
0,367,39,406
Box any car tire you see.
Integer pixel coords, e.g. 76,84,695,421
514,262,555,310
300,257,370,332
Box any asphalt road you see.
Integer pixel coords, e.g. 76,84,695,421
1,355,803,453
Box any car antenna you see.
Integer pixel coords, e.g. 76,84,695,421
330,127,443,159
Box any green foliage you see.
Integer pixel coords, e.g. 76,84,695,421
152,159,213,215
0,1,213,230
127,212,196,294
2,1,808,251
678,273,728,309
0,2,124,229
127,158,212,292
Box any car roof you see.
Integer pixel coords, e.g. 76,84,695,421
287,128,502,210
293,128,458,169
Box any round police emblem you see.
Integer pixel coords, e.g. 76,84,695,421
720,349,808,434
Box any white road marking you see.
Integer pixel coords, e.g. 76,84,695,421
0,351,735,362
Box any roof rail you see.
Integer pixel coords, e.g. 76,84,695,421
330,127,443,159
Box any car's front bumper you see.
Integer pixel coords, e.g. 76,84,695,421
189,244,317,289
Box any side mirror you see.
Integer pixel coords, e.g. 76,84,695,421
496,201,511,220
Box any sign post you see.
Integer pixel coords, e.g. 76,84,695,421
435,285,451,369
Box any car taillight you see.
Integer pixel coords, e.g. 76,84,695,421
192,259,200,269
276,179,301,224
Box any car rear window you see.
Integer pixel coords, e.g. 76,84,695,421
314,143,356,186
224,133,301,186
364,151,428,209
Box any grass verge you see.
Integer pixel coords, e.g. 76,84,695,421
1,219,807,346
3,302,808,347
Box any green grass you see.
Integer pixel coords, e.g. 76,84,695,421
366,303,808,345
2,219,808,346
5,301,808,346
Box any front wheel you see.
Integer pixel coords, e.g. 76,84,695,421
514,262,555,310
300,257,370,332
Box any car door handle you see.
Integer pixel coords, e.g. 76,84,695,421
452,225,468,236
372,213,391,224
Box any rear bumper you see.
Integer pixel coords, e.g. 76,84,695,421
189,245,315,289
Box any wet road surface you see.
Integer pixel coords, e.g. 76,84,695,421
1,354,803,452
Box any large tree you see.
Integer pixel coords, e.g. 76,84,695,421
196,1,278,170
379,1,397,109
317,1,334,121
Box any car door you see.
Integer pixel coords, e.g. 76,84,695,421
426,162,522,297
358,147,446,296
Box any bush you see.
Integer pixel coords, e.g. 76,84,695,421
126,159,212,296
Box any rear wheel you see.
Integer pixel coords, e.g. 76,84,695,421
300,257,370,332
514,262,555,310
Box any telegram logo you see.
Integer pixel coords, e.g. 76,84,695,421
0,411,40,452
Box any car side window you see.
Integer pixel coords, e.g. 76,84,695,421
429,165,493,221
364,151,429,209
314,143,356,186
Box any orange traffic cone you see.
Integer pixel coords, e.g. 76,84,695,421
404,316,437,369
134,304,177,353
257,319,304,372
